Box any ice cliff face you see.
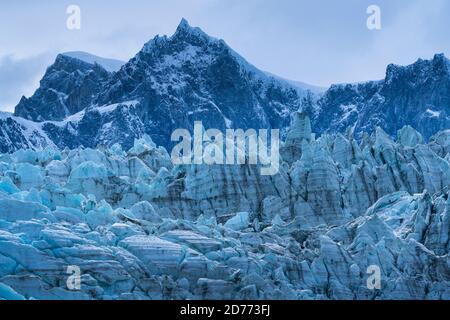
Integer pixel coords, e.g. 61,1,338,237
0,116,448,300
302,53,450,140
0,19,449,300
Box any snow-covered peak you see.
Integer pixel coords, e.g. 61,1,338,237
386,53,450,84
137,19,319,96
175,18,202,36
141,34,169,53
61,51,125,72
178,17,190,29
134,19,318,96
303,52,450,141
172,18,215,42
434,53,450,72
14,52,112,122
141,18,216,54
432,52,449,63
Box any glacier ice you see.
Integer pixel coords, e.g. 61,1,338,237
223,212,250,231
0,115,448,300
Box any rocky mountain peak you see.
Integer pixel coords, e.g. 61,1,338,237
53,53,98,72
14,53,110,122
6,20,450,155
385,53,450,84
7,20,313,152
173,18,208,39
304,53,450,141
141,18,219,55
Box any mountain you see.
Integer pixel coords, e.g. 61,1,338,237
93,18,310,147
302,53,450,140
41,100,145,150
9,19,313,151
3,19,450,153
264,71,326,94
62,51,125,72
14,54,111,121
0,19,449,300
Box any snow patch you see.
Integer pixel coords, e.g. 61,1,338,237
95,100,140,114
339,104,358,122
425,109,441,118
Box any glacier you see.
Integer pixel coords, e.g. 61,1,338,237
0,114,448,300
1,19,449,155
0,18,449,301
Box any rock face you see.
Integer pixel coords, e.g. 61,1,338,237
6,19,310,152
14,54,111,122
0,113,55,153
3,21,450,154
302,53,450,140
41,100,145,150
93,18,309,148
0,117,448,300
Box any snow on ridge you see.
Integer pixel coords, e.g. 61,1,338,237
42,100,140,128
0,111,14,119
44,109,86,126
139,18,318,96
62,51,125,72
95,100,140,114
0,112,56,150
426,109,441,118
339,104,358,121
172,18,212,41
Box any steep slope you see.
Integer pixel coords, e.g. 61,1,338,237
14,54,111,121
41,100,145,150
11,19,313,151
302,53,450,140
0,112,55,153
6,20,450,153
95,18,309,148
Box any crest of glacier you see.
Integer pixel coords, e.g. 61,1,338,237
0,114,448,300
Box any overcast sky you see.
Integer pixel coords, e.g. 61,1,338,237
1,0,449,111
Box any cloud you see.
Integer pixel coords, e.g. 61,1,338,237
0,0,449,105
0,52,55,112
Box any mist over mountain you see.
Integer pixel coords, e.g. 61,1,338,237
14,54,111,122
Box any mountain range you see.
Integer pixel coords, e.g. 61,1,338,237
0,19,449,300
1,18,450,152
303,53,450,140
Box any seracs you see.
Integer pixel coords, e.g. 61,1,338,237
171,121,280,175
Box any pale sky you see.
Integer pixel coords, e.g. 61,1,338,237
1,0,449,111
